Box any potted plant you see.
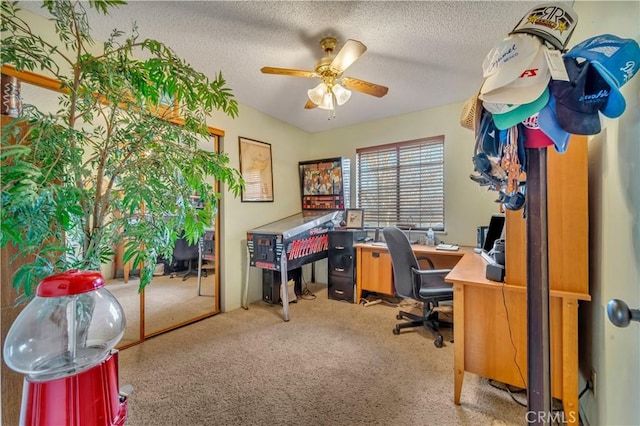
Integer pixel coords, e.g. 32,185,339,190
1,0,244,300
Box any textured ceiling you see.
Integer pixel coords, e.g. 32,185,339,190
21,1,545,133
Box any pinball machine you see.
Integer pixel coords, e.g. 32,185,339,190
246,157,350,321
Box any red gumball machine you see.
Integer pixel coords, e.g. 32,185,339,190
3,270,130,426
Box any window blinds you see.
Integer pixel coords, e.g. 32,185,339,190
356,137,445,231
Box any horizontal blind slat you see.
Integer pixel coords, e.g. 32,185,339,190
356,136,445,231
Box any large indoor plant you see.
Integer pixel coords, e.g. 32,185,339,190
1,0,243,300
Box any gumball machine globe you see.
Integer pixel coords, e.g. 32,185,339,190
3,270,129,426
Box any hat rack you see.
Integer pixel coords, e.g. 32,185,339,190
525,147,553,418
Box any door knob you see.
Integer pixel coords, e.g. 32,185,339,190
607,299,640,327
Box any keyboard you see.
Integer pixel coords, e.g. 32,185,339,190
480,250,497,264
436,243,459,251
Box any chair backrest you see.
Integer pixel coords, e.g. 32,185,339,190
383,226,420,299
173,234,200,261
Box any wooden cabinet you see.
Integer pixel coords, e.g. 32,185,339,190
505,136,589,294
355,246,395,302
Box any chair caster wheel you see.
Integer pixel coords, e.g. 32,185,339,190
396,314,403,320
393,328,400,335
434,337,444,348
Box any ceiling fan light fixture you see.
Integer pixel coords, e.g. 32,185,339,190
307,83,327,106
318,91,334,110
332,83,352,106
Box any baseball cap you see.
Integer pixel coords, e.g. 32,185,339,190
565,34,640,118
475,109,502,157
510,2,578,51
481,34,542,95
551,57,610,135
491,87,550,130
483,100,519,115
480,45,551,105
473,110,507,184
538,94,572,153
521,113,554,149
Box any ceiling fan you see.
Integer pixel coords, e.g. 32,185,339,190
261,36,389,111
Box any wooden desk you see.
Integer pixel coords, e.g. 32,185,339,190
353,243,589,425
354,242,468,303
447,252,589,425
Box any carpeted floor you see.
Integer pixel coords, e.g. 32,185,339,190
118,282,528,425
106,272,217,345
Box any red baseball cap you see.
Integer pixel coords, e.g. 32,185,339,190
521,113,553,149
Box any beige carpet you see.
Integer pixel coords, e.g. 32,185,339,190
118,282,528,425
106,272,217,345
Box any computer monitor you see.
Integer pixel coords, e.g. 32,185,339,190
483,214,505,253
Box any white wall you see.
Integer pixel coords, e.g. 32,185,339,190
572,2,640,425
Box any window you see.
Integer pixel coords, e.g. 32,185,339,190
356,136,445,231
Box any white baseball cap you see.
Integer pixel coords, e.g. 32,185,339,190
480,45,551,105
481,34,542,95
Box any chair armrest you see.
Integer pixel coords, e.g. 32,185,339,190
411,267,451,277
410,267,452,299
416,256,435,269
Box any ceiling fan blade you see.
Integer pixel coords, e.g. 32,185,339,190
342,77,389,98
330,39,367,73
261,67,315,78
304,99,317,109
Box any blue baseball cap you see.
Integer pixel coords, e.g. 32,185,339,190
566,34,640,118
538,94,571,153
550,57,610,135
491,87,550,130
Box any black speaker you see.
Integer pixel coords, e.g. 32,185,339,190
262,268,302,304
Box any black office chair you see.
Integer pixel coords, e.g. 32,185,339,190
171,233,200,281
383,226,453,347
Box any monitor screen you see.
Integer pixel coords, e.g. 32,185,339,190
483,214,505,253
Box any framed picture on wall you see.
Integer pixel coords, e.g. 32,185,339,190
345,209,364,229
239,137,274,202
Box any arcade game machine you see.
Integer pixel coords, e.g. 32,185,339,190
246,157,350,321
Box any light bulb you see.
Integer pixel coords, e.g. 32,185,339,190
332,84,352,106
318,91,334,110
307,83,327,106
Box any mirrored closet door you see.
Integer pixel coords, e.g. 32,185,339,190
4,67,222,349
143,132,221,337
